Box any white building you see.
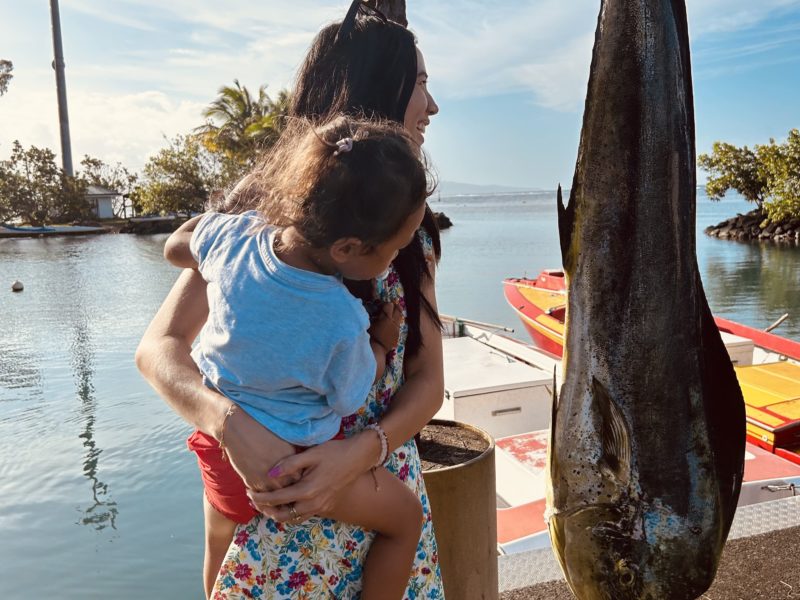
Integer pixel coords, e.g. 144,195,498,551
85,185,120,219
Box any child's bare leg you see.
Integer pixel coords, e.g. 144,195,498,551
320,468,423,600
203,495,238,599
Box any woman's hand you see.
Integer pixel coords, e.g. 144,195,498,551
247,430,380,521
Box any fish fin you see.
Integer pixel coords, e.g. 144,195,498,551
548,367,559,482
557,184,576,273
697,283,746,535
593,377,632,486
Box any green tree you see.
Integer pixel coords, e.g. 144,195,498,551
136,135,217,216
80,156,138,196
759,129,800,222
79,155,139,217
195,80,289,170
698,142,769,210
698,129,800,222
243,88,291,148
0,141,89,225
0,60,12,96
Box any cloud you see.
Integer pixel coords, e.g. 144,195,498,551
3,0,799,172
687,0,800,35
412,1,595,103
412,0,800,109
67,0,159,32
0,80,205,171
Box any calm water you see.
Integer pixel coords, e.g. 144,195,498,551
1,191,798,598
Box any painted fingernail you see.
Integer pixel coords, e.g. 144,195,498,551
268,466,281,477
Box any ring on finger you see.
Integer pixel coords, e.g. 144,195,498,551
289,503,300,522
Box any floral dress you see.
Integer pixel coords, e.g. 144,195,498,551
212,230,444,600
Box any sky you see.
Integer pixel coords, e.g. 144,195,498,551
0,0,798,189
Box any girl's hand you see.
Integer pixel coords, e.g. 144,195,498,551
369,302,403,351
222,407,298,495
247,430,380,521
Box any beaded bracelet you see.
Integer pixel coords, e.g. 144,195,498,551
365,423,389,468
218,403,238,461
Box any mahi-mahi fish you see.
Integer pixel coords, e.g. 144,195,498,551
546,0,746,598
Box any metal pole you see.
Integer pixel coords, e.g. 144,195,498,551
49,0,74,176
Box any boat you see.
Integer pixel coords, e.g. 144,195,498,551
438,314,800,593
503,271,800,466
0,224,109,238
1,224,56,233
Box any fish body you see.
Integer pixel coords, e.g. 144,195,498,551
546,1,746,598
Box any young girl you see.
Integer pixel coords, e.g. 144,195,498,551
165,116,431,600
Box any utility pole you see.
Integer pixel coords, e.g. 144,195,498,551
49,0,74,176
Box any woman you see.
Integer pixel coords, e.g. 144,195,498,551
136,3,445,599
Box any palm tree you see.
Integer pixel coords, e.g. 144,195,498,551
244,88,291,148
195,80,290,166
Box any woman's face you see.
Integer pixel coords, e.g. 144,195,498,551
403,48,439,146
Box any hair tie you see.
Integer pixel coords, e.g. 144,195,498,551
333,137,354,156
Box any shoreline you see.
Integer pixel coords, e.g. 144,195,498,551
705,208,800,244
1,210,454,238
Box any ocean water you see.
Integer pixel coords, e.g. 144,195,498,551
434,190,800,341
0,190,798,598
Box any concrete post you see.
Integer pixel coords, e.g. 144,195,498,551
422,419,499,599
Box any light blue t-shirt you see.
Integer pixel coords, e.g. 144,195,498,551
190,211,376,446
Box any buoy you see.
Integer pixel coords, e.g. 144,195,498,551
11,281,23,292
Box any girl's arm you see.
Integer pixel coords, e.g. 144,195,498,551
251,268,444,520
135,268,296,495
163,215,203,268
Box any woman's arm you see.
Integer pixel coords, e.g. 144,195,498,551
135,268,295,494
377,272,444,450
251,268,444,520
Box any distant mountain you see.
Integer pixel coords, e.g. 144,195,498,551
435,180,541,198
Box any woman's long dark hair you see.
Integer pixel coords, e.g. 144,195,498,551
290,12,443,358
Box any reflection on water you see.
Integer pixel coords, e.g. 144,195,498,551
0,233,204,599
702,237,800,334
71,314,118,531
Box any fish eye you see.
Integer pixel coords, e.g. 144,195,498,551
616,560,636,587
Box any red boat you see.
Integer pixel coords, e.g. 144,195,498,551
503,271,800,465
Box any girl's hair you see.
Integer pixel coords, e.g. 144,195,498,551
219,11,442,358
239,116,430,251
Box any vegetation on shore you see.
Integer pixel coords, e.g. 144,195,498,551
0,59,12,96
699,129,800,242
0,79,288,225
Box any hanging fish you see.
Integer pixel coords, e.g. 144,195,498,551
546,0,746,598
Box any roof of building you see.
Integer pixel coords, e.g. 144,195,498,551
86,184,120,196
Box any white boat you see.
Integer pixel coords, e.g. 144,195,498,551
438,315,800,592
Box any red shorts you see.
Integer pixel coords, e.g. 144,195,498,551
187,430,257,524
187,427,347,524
